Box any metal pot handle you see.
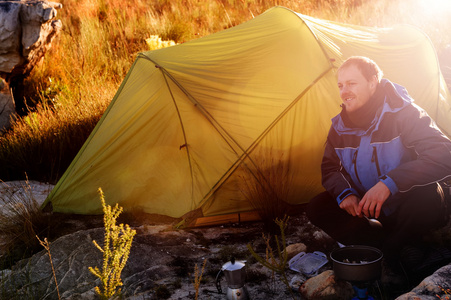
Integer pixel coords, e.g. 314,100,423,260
215,269,223,294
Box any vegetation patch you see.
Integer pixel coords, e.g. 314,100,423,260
0,0,450,183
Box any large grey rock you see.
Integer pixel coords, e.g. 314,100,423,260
0,0,62,74
0,1,22,72
0,225,211,299
1,228,103,299
0,0,62,130
396,264,451,300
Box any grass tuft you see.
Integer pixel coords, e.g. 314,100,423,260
240,151,293,231
0,180,50,266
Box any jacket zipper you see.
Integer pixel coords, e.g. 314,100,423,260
352,150,362,185
372,147,382,177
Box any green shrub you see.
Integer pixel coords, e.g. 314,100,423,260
89,188,136,300
247,216,295,299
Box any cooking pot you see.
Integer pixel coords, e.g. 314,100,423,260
330,245,383,282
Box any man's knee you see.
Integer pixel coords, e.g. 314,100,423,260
392,183,446,230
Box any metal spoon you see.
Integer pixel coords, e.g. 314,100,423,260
363,215,383,229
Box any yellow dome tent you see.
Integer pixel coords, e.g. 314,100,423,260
43,7,451,225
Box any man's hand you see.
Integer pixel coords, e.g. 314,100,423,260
339,194,360,216
358,181,390,219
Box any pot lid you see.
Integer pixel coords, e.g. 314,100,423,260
222,257,246,271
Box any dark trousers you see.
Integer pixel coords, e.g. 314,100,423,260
306,183,448,261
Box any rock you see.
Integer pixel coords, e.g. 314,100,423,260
285,242,307,260
0,1,22,72
396,263,451,300
0,0,62,128
19,1,62,75
395,292,427,300
0,0,62,74
289,273,307,291
2,181,451,299
299,270,354,300
0,228,102,298
1,217,451,300
0,226,187,299
0,78,14,130
0,180,54,205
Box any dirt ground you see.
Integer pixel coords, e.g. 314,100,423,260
1,181,445,299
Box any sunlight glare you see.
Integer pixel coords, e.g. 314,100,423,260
417,0,451,17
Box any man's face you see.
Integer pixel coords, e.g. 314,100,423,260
337,64,377,113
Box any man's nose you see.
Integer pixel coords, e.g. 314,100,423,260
340,85,352,98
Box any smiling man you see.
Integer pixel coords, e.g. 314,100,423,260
306,56,451,283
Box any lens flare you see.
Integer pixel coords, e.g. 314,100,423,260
417,0,451,17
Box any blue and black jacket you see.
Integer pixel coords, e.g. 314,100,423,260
322,79,451,214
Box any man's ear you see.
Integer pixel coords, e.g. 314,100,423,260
370,75,378,91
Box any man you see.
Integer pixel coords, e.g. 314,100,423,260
306,56,451,277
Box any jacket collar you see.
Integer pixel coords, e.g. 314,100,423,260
332,79,413,135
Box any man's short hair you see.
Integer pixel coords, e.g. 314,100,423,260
338,56,383,82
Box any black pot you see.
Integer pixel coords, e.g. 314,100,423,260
330,245,383,282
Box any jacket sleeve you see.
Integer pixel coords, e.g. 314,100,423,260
321,130,361,205
385,104,451,193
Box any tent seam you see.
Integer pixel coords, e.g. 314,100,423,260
159,67,196,205
278,6,335,70
194,69,334,209
140,56,257,206
400,24,449,133
141,56,243,155
140,41,334,212
42,58,141,208
140,58,290,210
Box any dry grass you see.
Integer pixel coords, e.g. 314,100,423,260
0,181,50,265
240,151,293,229
0,0,450,184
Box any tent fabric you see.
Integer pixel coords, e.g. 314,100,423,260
43,6,451,219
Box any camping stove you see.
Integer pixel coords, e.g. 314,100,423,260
352,282,375,300
330,245,383,300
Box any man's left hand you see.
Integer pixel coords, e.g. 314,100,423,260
357,181,390,219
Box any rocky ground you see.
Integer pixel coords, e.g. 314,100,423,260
0,181,451,299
